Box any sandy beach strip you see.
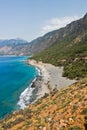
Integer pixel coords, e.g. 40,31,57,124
27,60,76,96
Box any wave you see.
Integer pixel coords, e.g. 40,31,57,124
17,64,41,109
17,78,36,109
35,67,41,76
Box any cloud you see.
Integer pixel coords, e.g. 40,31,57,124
41,16,80,35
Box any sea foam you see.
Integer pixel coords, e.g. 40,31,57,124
17,67,40,109
17,78,36,109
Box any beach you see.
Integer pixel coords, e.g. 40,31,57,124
26,60,50,102
26,59,76,103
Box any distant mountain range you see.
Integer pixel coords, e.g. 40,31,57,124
0,38,29,55
0,13,87,57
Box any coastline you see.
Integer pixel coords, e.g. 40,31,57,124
27,60,76,101
18,59,76,109
26,60,50,101
17,59,50,109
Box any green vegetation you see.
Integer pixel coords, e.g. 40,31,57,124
81,108,87,115
63,60,87,79
31,35,87,79
68,126,82,130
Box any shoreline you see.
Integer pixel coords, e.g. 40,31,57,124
18,59,76,109
17,59,50,109
17,77,37,109
27,59,76,96
26,60,50,101
27,59,76,89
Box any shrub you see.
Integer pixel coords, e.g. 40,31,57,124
68,126,82,130
81,108,87,115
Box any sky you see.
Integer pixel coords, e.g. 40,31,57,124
0,0,87,42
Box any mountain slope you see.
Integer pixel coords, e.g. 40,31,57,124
28,13,87,54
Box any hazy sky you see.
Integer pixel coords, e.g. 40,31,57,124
0,0,87,41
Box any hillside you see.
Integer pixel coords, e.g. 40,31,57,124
0,78,87,130
31,13,87,79
28,13,87,55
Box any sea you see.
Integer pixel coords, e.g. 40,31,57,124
0,56,38,118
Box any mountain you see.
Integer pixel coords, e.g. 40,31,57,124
0,13,87,56
32,13,87,57
0,38,28,46
0,78,87,130
31,13,87,79
27,13,87,54
0,38,30,55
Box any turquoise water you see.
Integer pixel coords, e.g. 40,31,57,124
0,56,38,118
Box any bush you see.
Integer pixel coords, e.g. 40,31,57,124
68,126,82,130
81,108,87,115
63,61,87,79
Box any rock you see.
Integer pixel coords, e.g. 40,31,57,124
48,118,52,122
43,127,46,130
